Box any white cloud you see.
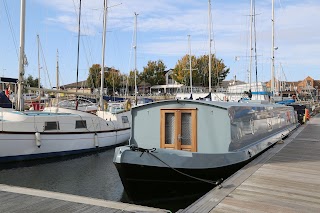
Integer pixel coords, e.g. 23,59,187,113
36,0,320,81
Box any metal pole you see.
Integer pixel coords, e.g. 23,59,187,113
75,0,82,110
271,0,275,98
208,0,212,92
17,0,26,111
100,0,107,110
37,35,41,90
249,0,253,91
56,49,59,102
134,12,138,105
188,35,192,94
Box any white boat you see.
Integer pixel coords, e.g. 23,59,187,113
0,0,130,162
0,107,130,162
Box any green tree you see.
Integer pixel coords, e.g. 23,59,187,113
140,60,166,86
173,54,230,88
127,70,141,94
86,64,102,88
172,55,198,86
25,75,40,88
105,67,121,94
86,64,121,93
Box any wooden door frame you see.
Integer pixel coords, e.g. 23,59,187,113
160,108,197,152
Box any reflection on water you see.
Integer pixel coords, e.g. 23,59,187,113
0,149,127,202
0,149,202,212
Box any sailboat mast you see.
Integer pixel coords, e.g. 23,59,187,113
75,0,82,110
134,12,138,105
17,0,26,111
37,35,41,90
249,0,254,91
271,0,275,98
56,50,59,91
208,0,212,92
188,35,192,94
100,0,107,110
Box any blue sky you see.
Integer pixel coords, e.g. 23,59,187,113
0,0,319,88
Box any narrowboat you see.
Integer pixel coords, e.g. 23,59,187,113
113,99,299,202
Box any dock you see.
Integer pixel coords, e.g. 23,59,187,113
182,114,320,213
0,184,167,213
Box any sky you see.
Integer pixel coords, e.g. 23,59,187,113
0,0,319,88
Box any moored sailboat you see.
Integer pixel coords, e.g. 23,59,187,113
0,0,130,162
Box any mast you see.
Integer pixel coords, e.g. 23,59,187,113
208,0,212,92
188,35,192,95
17,0,26,111
75,0,82,110
134,12,138,105
100,0,107,110
271,0,275,98
37,34,41,90
56,49,59,93
253,0,259,98
249,0,254,91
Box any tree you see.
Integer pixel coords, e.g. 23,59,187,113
172,54,230,88
105,67,121,95
86,64,101,89
25,75,40,88
172,54,198,86
126,70,141,94
86,64,127,95
140,60,166,86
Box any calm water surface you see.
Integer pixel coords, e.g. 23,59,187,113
0,149,199,212
0,149,128,202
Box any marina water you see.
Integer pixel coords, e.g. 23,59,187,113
0,148,200,212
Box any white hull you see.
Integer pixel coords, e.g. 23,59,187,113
0,107,131,161
0,130,130,160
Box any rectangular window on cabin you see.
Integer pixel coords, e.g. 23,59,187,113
44,121,59,131
122,116,129,123
75,120,87,129
165,113,175,145
181,113,191,145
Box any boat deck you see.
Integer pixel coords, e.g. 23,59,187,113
182,114,320,213
0,184,166,213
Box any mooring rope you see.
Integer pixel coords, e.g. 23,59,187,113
130,145,223,186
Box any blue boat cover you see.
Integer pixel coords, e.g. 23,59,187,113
0,91,13,108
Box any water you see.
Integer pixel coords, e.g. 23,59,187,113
0,149,199,212
0,149,128,202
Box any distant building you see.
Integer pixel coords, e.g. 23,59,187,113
60,80,88,89
59,80,91,94
149,69,183,95
266,76,320,101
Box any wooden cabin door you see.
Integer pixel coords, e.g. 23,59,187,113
160,109,197,152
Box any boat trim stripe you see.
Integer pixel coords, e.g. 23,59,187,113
0,127,130,134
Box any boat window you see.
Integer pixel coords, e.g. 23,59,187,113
75,120,87,129
160,108,197,152
44,121,59,131
165,113,175,145
181,113,191,145
122,116,129,123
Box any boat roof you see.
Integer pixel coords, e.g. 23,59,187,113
132,99,290,111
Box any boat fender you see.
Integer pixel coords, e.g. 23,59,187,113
94,133,99,147
216,178,224,189
35,132,41,148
